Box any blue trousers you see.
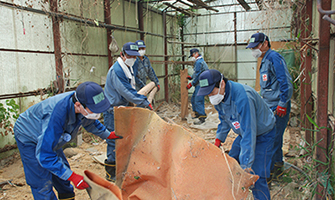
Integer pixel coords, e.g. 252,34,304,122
15,137,74,200
191,85,206,118
270,101,291,170
103,108,116,162
229,127,275,200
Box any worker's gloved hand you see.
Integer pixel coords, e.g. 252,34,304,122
107,131,123,140
157,85,160,92
68,172,90,190
186,83,192,90
276,106,287,117
187,75,193,80
148,103,153,110
214,138,222,148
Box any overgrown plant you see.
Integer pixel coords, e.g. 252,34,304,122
291,114,334,199
0,99,20,137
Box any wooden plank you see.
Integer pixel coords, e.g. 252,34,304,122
180,69,188,119
147,87,158,104
138,82,155,96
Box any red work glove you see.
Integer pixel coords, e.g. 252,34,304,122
186,83,192,90
214,138,222,148
148,103,153,110
107,131,123,139
157,85,160,92
67,172,89,190
187,75,193,80
276,106,287,117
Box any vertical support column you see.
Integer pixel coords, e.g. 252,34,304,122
180,69,188,119
304,0,314,145
163,11,169,102
316,0,331,198
104,0,112,68
233,12,238,82
138,1,144,40
50,0,64,93
181,26,185,70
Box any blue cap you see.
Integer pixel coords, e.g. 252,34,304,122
135,40,146,48
122,42,140,56
197,69,223,96
75,82,110,113
246,32,268,49
189,48,199,58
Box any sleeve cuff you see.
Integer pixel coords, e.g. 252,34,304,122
278,101,287,107
101,130,111,140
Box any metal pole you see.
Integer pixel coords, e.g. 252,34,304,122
104,0,112,68
181,25,185,70
316,0,331,198
138,1,144,40
234,12,238,82
304,0,314,146
50,0,64,93
163,11,169,102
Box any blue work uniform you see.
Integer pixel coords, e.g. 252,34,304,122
104,60,150,162
14,92,111,200
133,56,160,91
260,49,293,170
190,56,208,119
215,81,276,200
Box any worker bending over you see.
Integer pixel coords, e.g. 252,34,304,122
14,82,122,200
197,69,276,200
104,42,152,182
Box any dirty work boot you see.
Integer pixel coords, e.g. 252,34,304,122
273,161,284,181
105,159,116,182
194,117,205,125
59,193,75,200
192,112,200,119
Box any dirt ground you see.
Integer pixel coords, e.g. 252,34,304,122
0,102,311,200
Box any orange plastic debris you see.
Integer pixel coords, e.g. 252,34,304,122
114,107,259,199
84,170,122,200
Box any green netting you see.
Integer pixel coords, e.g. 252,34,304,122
276,49,296,69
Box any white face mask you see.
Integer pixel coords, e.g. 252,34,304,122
209,81,225,105
83,107,101,120
251,43,264,58
191,57,196,62
125,58,135,67
138,50,146,56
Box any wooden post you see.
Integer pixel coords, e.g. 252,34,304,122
180,69,188,119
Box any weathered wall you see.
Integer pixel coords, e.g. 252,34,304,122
183,2,293,87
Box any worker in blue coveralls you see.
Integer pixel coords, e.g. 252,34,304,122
246,32,293,185
103,42,152,182
197,69,276,200
186,48,208,125
133,40,160,91
14,81,123,200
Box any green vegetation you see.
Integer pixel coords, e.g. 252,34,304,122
0,99,20,137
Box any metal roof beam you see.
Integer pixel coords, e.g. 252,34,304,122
236,0,251,11
187,0,219,12
163,2,200,16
